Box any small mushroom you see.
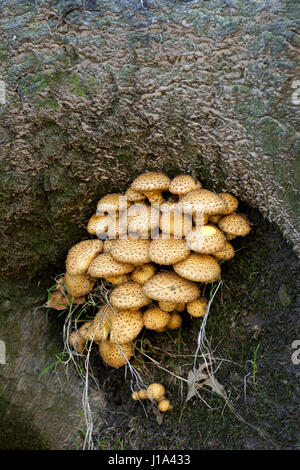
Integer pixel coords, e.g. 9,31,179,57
179,189,228,217
213,241,235,261
87,214,110,236
130,263,156,285
96,193,129,215
185,225,226,254
146,383,166,401
167,312,182,330
87,252,134,279
110,281,151,311
158,398,173,412
173,253,221,284
169,174,202,198
110,310,144,344
187,298,208,318
218,193,239,215
143,272,199,304
99,340,134,368
218,214,251,238
130,172,171,205
64,272,96,297
110,238,151,265
65,239,103,275
143,307,171,332
149,237,190,265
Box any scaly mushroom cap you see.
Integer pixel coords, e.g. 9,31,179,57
218,214,251,237
125,187,146,203
138,389,148,399
158,398,172,412
213,241,235,261
104,274,130,285
219,193,239,215
65,239,103,275
87,252,134,278
143,272,199,303
131,172,171,205
143,307,170,331
149,238,190,265
169,174,202,196
99,340,134,368
110,238,151,265
64,272,96,297
127,203,160,238
180,189,229,216
173,253,221,284
158,300,177,312
87,214,110,236
185,225,226,254
160,210,193,238
110,310,144,344
146,383,166,401
187,298,208,317
131,263,156,285
96,193,128,214
110,281,151,310
167,312,182,330
89,305,117,342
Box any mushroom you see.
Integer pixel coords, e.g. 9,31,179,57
146,383,166,401
110,310,144,344
179,189,229,217
213,241,235,261
125,187,146,203
64,272,96,297
218,193,239,215
130,263,156,285
99,340,134,368
130,172,171,205
68,330,86,353
127,203,160,238
110,238,151,265
173,253,221,284
143,307,171,332
96,193,128,215
148,237,190,265
167,312,182,330
142,272,199,304
88,305,117,342
187,298,208,318
65,239,103,275
110,281,151,311
185,225,226,254
169,174,202,198
87,214,110,237
218,214,251,238
87,252,134,280
158,398,173,412
104,274,131,285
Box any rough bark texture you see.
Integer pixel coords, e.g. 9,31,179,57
0,0,299,282
0,0,299,450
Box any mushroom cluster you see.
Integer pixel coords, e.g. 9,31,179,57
47,172,251,409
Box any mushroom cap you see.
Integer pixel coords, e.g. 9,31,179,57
131,263,156,285
146,383,166,401
87,214,110,236
187,298,208,317
104,274,130,285
110,310,144,344
160,210,193,238
131,172,171,193
219,193,239,215
180,189,229,216
65,239,103,275
138,389,148,400
103,239,115,253
99,340,134,368
143,307,171,331
87,252,134,278
143,272,199,303
127,203,160,237
167,312,182,330
110,238,151,265
96,193,128,214
173,253,221,284
169,174,202,196
90,305,117,342
213,241,235,261
64,272,96,297
185,225,226,254
149,238,190,265
110,281,151,310
218,214,251,237
158,300,177,312
125,187,146,203
158,398,172,412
